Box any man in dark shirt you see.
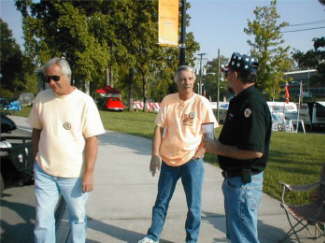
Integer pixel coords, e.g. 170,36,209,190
205,52,272,243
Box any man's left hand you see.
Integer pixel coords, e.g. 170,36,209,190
193,145,206,159
82,171,94,192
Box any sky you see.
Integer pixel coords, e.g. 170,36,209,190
1,0,325,63
188,0,325,61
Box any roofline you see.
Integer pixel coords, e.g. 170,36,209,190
284,69,317,75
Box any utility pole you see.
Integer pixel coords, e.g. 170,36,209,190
197,53,206,95
179,0,186,66
217,48,221,122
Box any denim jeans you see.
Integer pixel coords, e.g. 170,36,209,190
146,158,204,243
34,163,88,243
222,171,264,243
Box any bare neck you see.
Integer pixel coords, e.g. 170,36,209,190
178,90,194,101
234,82,254,95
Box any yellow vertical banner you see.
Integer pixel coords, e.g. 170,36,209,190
158,0,179,47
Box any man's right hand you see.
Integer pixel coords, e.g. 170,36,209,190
150,155,161,177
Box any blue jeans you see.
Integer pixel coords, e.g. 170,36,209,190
147,158,204,243
34,163,88,243
222,171,264,243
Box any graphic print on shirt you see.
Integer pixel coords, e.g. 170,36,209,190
182,111,196,126
63,121,72,130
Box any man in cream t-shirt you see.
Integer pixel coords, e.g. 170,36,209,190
138,65,218,243
29,57,105,243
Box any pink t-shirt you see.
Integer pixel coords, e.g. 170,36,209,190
155,93,218,166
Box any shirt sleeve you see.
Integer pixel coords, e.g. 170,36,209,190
238,103,266,152
28,94,42,129
82,98,105,138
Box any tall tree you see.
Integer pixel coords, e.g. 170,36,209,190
291,37,325,88
16,0,110,92
244,0,293,99
202,55,228,101
15,0,199,103
0,18,37,98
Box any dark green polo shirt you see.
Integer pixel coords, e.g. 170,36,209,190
218,86,272,173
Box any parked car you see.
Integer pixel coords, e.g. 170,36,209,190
0,98,22,111
0,113,33,194
101,97,126,111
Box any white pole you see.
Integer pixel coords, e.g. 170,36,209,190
296,81,302,133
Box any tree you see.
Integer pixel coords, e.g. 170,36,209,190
291,37,325,88
0,18,37,98
15,0,199,106
292,49,318,69
16,0,111,93
202,55,228,101
244,0,293,100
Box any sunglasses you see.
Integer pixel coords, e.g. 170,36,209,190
44,75,60,82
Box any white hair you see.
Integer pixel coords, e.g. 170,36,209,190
42,57,72,81
174,65,196,82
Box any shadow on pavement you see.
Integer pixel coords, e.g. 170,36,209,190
201,211,292,243
98,132,151,156
0,198,34,243
87,216,174,243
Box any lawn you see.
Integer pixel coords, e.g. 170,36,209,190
10,107,325,204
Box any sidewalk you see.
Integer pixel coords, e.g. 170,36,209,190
9,116,323,243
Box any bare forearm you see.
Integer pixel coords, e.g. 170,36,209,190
82,136,98,192
152,126,163,156
84,136,98,174
31,128,41,159
207,140,263,160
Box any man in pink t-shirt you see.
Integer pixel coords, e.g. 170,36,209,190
138,66,217,243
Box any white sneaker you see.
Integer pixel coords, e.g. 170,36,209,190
137,236,159,243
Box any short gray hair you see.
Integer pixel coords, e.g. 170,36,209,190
42,57,72,81
174,65,196,82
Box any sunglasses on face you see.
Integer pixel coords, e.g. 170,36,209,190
44,75,60,82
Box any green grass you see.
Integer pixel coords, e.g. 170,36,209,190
11,107,325,204
100,110,157,139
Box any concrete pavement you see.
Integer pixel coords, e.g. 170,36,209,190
7,115,323,243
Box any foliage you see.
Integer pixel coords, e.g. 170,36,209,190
244,0,293,100
0,18,37,98
291,37,325,88
202,55,229,101
16,0,110,91
15,0,199,103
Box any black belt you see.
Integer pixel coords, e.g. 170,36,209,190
222,169,261,183
222,170,242,178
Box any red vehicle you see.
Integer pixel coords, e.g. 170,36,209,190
103,96,125,111
96,85,126,111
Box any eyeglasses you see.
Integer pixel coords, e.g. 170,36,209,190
44,75,60,82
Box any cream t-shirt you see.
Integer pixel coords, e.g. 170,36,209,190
155,93,218,166
29,89,105,178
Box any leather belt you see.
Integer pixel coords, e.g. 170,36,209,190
222,170,242,178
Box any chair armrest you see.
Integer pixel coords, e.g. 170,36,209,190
279,181,320,192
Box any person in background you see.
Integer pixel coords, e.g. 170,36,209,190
29,57,105,243
205,52,272,243
138,65,218,243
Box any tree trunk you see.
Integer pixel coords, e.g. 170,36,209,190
128,69,133,112
142,74,147,112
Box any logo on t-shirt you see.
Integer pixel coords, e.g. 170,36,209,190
63,122,72,130
182,112,196,126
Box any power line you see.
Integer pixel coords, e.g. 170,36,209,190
282,26,325,33
287,19,325,27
